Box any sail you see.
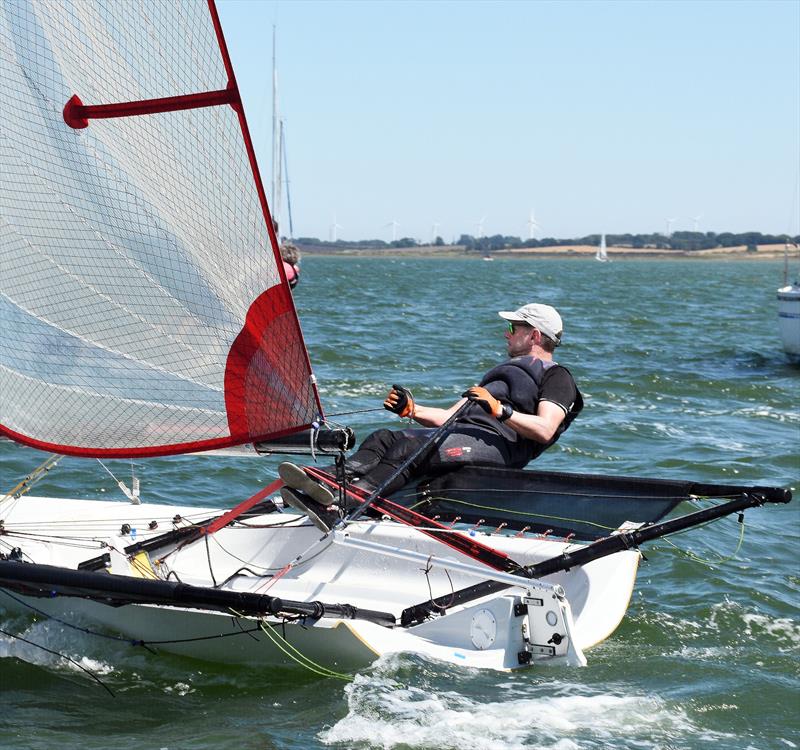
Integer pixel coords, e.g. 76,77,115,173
596,233,608,261
0,0,321,457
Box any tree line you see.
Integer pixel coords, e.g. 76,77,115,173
295,231,798,253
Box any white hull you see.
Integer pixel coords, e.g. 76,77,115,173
0,495,640,672
777,284,800,357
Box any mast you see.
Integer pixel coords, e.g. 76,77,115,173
784,238,790,286
275,118,283,235
281,119,295,238
271,25,279,229
275,115,283,234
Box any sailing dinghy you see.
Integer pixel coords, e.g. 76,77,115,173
595,233,609,262
0,0,791,676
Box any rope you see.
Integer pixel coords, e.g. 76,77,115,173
660,513,747,567
0,454,62,516
226,607,351,680
204,532,217,587
0,531,108,550
1,510,210,530
0,589,146,645
324,407,384,418
128,553,157,579
253,563,292,593
421,556,455,613
0,588,288,648
410,482,744,503
95,459,139,503
0,625,115,697
255,618,352,681
206,526,331,574
413,494,618,533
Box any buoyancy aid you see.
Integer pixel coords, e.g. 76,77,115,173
460,355,583,466
283,261,299,288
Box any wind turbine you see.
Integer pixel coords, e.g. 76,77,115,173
431,222,441,244
665,217,677,236
527,210,541,240
385,219,400,242
692,214,703,232
476,216,487,238
329,212,342,242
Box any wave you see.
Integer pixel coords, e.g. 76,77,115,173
321,656,734,749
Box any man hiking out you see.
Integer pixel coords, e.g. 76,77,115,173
280,302,583,530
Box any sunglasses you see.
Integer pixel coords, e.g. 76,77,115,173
506,321,533,334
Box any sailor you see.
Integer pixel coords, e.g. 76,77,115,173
280,303,583,529
280,241,300,289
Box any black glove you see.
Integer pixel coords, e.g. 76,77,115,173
384,384,415,417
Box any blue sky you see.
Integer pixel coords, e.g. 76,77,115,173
218,0,800,242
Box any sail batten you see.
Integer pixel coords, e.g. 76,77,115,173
1,0,320,457
7,232,239,368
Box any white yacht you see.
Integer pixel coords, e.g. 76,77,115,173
778,244,800,360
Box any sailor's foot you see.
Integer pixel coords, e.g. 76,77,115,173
278,462,335,506
280,487,339,532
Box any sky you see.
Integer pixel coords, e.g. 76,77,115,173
217,0,800,243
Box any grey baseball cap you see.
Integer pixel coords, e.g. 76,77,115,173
498,303,563,345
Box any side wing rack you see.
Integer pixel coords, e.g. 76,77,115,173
400,485,791,626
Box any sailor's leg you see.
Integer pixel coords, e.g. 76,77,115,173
426,427,510,470
311,428,401,485
352,428,508,499
348,429,437,499
346,429,409,477
282,428,440,511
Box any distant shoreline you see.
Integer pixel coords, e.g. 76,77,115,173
297,243,793,261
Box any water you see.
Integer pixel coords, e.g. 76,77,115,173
1,257,798,750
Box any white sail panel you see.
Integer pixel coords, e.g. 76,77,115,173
0,0,320,456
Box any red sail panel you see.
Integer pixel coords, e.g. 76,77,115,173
0,0,321,457
224,285,318,441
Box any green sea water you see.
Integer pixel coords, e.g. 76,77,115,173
1,257,798,750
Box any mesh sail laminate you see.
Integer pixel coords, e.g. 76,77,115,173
0,0,319,456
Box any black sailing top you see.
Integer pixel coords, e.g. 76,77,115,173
457,355,584,467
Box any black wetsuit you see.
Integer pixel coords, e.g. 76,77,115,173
345,356,583,498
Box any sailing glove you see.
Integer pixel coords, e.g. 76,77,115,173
384,385,415,418
463,386,513,421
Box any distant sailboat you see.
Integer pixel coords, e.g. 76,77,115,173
595,234,610,262
777,242,800,360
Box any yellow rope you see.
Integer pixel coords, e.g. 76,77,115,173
660,515,746,567
0,454,62,513
229,609,351,680
256,620,352,681
410,494,617,532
